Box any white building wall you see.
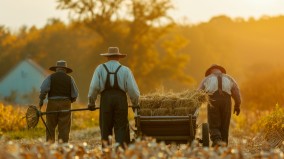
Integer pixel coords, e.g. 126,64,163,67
0,60,47,104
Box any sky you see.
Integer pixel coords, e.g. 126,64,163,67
1,0,284,29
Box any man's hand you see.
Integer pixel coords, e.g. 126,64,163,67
71,98,76,103
233,106,240,116
88,98,96,111
88,104,96,111
39,100,44,109
132,105,140,113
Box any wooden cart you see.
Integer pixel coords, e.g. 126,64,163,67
133,108,210,147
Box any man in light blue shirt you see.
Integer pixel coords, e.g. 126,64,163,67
88,47,140,147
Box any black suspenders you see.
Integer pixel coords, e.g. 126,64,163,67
217,75,223,96
102,64,122,90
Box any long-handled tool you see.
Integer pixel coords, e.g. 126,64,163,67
26,105,138,129
25,105,138,140
25,105,96,136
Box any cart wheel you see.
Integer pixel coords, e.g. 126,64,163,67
202,123,209,147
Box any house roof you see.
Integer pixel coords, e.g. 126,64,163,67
25,59,49,77
0,59,48,82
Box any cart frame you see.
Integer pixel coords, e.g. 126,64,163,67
133,107,209,146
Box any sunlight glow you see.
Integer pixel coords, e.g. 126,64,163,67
1,0,284,28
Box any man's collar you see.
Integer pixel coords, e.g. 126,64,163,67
106,60,120,64
56,69,67,73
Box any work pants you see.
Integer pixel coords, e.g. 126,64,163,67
100,89,130,147
46,99,71,143
208,91,231,145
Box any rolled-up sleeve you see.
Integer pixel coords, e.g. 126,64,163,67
88,65,102,104
39,76,51,101
125,69,140,106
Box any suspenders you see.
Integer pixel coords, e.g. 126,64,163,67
217,75,224,96
102,64,122,91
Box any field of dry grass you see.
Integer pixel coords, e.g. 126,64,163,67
0,103,102,139
0,135,283,159
0,100,283,158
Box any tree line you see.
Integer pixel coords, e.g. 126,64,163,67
1,0,284,109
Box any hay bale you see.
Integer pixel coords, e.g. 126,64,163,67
139,109,152,116
175,98,194,108
139,89,209,116
140,98,162,109
160,99,177,109
172,107,196,116
179,90,209,104
152,108,171,116
140,98,153,109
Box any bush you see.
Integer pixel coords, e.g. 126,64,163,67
252,104,284,138
0,103,26,131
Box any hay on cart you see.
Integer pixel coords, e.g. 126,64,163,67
139,89,209,116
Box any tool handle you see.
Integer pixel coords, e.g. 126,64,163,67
41,105,136,115
41,108,94,115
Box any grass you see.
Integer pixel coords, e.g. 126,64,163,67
0,102,135,140
4,128,45,140
0,103,26,131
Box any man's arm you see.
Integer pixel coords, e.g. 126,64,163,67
39,76,51,100
198,78,206,90
229,76,241,116
230,77,241,107
125,68,140,106
70,76,79,103
88,65,102,106
39,75,51,107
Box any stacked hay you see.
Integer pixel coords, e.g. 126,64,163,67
139,89,209,116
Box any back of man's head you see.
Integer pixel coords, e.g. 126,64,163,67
56,67,67,73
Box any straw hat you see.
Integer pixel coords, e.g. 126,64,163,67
100,47,127,58
49,60,73,73
205,64,226,77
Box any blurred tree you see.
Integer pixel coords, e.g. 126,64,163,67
242,70,284,111
0,27,19,77
56,0,192,92
2,13,284,104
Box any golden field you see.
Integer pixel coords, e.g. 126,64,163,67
0,102,283,158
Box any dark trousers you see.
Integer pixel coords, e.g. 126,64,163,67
208,92,231,145
46,99,71,143
100,89,130,146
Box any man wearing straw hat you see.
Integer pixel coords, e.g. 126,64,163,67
39,60,79,143
88,47,140,147
199,64,241,146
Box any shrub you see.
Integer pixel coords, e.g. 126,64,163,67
252,104,284,139
0,103,26,131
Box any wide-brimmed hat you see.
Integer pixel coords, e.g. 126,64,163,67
100,47,127,58
49,60,73,73
205,64,226,77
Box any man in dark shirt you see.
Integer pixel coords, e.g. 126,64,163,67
39,60,78,143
